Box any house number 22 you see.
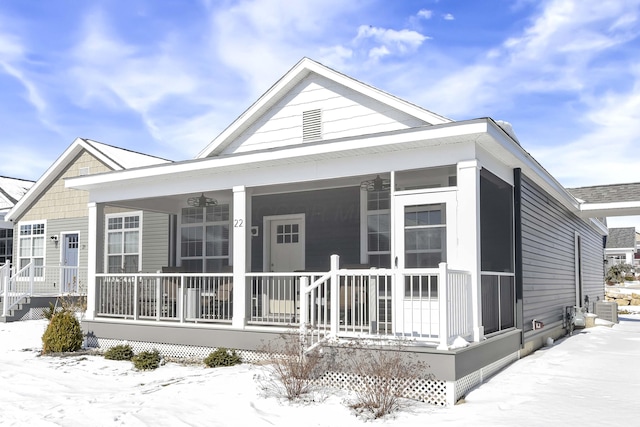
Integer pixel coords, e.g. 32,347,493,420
234,219,244,227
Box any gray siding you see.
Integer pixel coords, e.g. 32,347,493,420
520,175,604,335
251,187,361,271
141,211,169,272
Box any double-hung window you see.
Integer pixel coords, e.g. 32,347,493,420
106,213,141,273
18,222,45,276
180,204,230,272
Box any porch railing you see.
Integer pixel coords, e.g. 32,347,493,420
96,273,234,322
299,256,473,350
1,261,34,317
93,257,473,350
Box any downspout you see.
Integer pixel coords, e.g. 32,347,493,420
513,168,524,347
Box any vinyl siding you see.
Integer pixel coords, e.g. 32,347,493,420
520,175,604,335
141,211,169,272
251,187,361,271
20,151,112,222
222,74,427,155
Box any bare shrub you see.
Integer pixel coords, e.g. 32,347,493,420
256,331,325,402
342,343,432,419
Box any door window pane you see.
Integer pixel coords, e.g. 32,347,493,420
404,204,446,268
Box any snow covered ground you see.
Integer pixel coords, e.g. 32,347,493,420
1,312,639,426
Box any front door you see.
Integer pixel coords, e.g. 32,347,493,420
62,233,79,293
393,191,457,337
268,215,305,272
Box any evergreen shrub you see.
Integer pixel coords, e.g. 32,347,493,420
204,348,242,368
41,310,83,353
104,344,135,361
132,350,161,370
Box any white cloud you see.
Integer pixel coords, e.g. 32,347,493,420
417,0,640,117
533,67,640,187
443,13,455,21
70,10,197,114
417,9,433,20
355,25,428,53
211,0,361,96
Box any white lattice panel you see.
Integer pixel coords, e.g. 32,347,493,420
316,371,449,406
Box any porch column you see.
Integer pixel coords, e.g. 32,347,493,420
232,186,248,328
86,202,104,321
457,160,483,342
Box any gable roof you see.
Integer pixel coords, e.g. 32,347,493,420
196,57,452,158
0,176,34,217
5,138,171,222
606,227,636,249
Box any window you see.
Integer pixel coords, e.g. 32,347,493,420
18,222,45,276
366,189,390,268
480,169,514,272
404,204,446,268
106,213,141,273
180,204,230,272
0,228,13,264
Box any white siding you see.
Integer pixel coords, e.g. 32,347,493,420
222,74,429,154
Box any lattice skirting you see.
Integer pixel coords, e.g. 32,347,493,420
316,370,449,406
86,337,520,406
88,337,270,364
18,308,48,321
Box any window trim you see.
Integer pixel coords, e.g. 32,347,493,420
104,211,143,273
17,220,46,277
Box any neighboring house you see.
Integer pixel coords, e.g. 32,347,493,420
67,58,608,405
603,227,636,267
0,176,35,264
2,139,170,321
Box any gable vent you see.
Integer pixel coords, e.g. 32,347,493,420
302,109,322,142
78,167,90,176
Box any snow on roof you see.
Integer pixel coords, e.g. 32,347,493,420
0,176,34,210
83,139,171,169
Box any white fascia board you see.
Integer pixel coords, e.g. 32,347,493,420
6,138,88,221
5,137,130,222
68,120,490,194
580,201,640,218
483,121,581,214
197,58,451,159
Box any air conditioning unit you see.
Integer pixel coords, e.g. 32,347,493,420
594,301,618,324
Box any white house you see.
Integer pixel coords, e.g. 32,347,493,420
64,58,608,405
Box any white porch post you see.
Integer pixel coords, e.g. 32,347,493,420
329,254,340,336
86,202,103,321
437,262,450,350
457,160,483,342
232,186,248,328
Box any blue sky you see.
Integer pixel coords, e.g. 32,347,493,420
1,0,640,227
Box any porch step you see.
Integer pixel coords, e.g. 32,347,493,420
0,296,58,323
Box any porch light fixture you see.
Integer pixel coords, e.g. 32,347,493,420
360,175,390,192
187,193,217,208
